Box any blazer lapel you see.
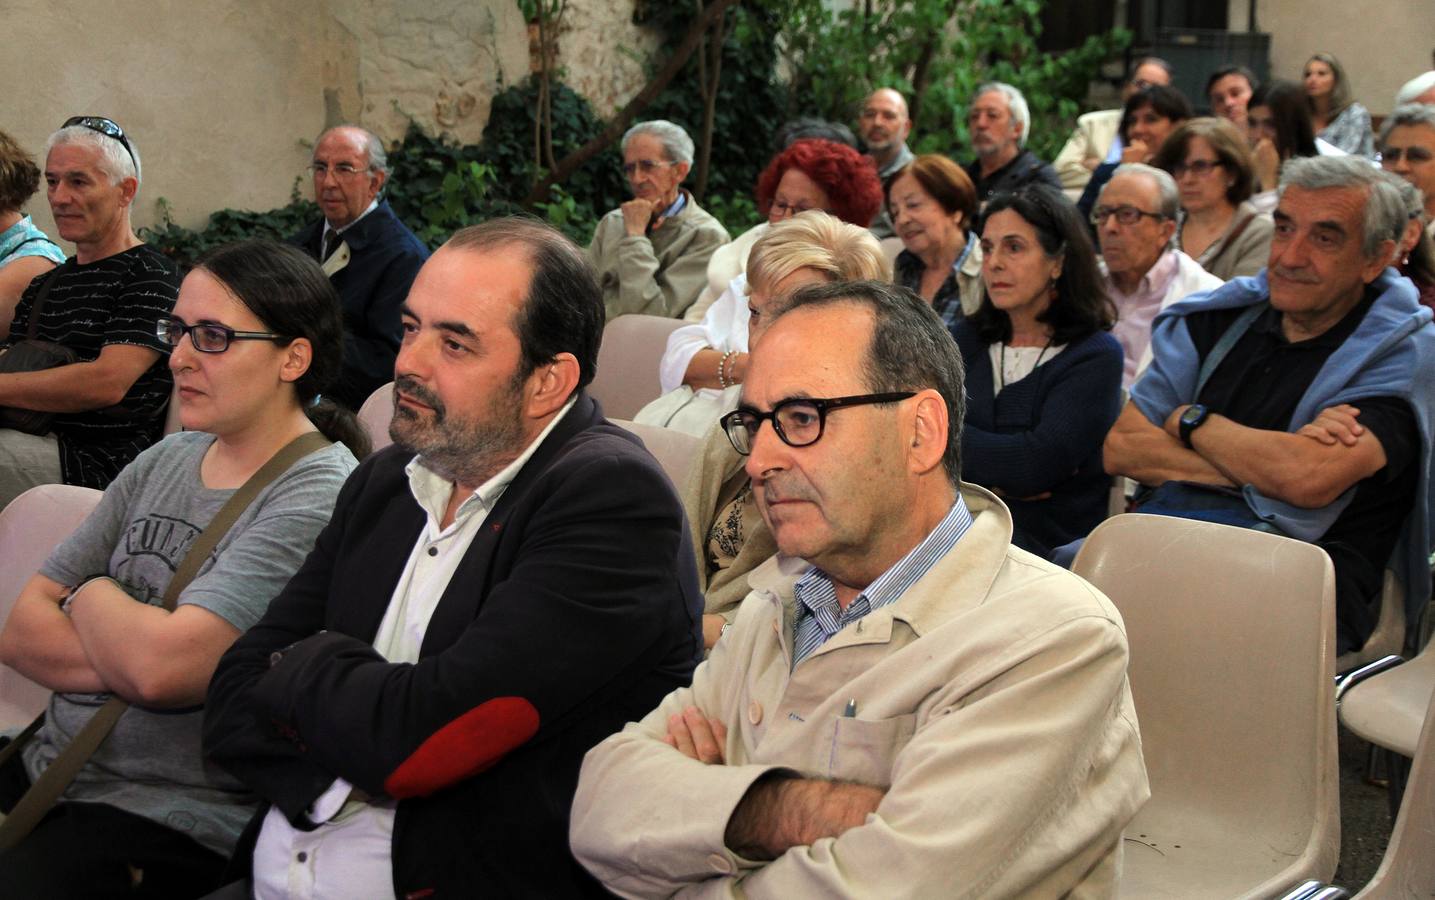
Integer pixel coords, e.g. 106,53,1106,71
332,476,427,642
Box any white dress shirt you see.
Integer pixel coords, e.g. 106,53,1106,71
252,400,575,900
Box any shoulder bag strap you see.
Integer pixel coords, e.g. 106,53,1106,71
20,260,71,342
1194,301,1268,398
0,431,331,848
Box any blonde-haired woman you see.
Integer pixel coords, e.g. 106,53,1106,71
638,209,888,435
677,212,891,648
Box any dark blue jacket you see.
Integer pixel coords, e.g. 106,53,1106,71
204,392,703,898
290,201,429,408
952,323,1123,557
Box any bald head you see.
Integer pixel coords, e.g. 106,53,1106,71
859,89,912,162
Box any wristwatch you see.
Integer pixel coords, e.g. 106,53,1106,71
1178,404,1211,448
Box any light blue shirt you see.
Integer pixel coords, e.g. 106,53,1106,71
0,216,66,268
792,496,974,667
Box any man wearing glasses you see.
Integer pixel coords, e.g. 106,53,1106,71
1379,104,1435,239
1094,163,1221,389
571,280,1148,897
0,117,180,508
289,125,428,409
586,119,729,320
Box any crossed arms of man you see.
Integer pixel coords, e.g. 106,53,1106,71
570,590,1145,899
1104,399,1392,509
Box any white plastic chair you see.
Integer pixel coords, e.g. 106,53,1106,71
612,419,701,490
357,382,395,453
588,315,686,420
1073,514,1341,899
0,484,105,729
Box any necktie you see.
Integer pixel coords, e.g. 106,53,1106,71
322,230,342,263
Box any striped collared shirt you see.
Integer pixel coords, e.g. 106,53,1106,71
791,497,974,668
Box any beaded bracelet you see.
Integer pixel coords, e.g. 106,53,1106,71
718,349,738,388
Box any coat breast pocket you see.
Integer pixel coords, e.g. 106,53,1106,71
826,713,917,788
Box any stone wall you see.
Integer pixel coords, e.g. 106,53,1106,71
4,0,654,244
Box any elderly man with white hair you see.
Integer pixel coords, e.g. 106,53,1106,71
1396,71,1435,108
1093,163,1222,388
1380,104,1435,237
0,116,180,508
587,119,730,320
962,82,1062,205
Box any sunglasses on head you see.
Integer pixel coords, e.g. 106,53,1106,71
61,116,138,175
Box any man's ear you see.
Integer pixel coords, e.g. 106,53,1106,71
673,161,692,184
525,352,581,419
118,176,139,208
908,389,950,477
1361,238,1397,283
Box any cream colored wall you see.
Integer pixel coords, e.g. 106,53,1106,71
1230,0,1431,116
4,0,536,242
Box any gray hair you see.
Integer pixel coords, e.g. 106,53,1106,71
769,279,966,487
1107,162,1180,219
1379,103,1435,146
621,120,694,166
1396,71,1435,107
1278,155,1406,258
1385,169,1427,226
316,125,389,176
45,125,142,191
973,82,1031,147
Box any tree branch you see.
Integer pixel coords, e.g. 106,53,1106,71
523,0,744,207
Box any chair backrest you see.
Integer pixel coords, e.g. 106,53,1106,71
358,382,395,453
613,419,701,490
0,484,105,729
1072,513,1341,891
589,315,686,420
1337,570,1405,674
1356,681,1435,898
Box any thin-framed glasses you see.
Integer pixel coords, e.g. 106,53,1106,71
1382,146,1435,165
1090,205,1168,227
309,162,369,179
157,317,288,354
61,116,138,174
1170,159,1223,179
720,392,916,455
622,159,678,177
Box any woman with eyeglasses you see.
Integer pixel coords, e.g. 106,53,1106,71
1152,117,1273,280
0,240,364,896
950,185,1121,558
888,154,983,327
0,130,66,339
1304,52,1375,159
679,213,889,650
637,139,883,435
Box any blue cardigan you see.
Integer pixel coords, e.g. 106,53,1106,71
1132,268,1435,624
952,322,1124,557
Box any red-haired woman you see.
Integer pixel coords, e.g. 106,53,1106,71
637,138,883,434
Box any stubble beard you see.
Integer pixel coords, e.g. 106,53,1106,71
390,374,528,487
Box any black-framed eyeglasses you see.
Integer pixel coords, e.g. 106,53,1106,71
157,317,288,354
1090,204,1168,227
61,116,138,174
720,392,916,455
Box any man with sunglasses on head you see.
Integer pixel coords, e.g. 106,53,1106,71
1094,163,1222,389
586,119,729,320
571,280,1148,897
0,117,180,509
289,124,428,410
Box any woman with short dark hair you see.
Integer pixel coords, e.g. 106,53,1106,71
951,186,1122,557
1077,84,1194,219
0,130,66,338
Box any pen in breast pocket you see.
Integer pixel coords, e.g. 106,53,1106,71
843,698,857,717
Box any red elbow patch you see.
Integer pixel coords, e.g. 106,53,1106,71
383,697,540,798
